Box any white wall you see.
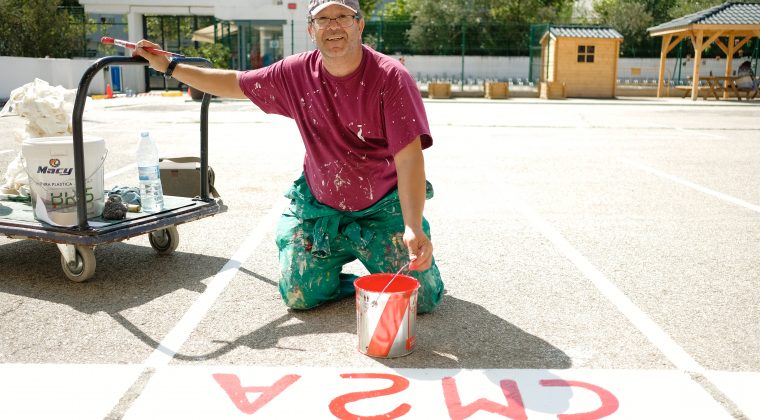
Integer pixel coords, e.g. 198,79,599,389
0,56,105,100
617,57,752,82
399,56,531,81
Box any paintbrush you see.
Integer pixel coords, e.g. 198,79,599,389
100,36,185,57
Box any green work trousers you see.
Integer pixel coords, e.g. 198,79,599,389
275,175,443,313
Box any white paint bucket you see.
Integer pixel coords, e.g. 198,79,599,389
355,273,419,358
22,136,107,226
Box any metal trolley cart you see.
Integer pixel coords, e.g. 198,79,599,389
0,56,226,282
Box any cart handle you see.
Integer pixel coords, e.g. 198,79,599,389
71,56,213,230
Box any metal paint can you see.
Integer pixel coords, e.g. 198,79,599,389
355,273,419,358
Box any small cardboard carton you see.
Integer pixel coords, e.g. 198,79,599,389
159,157,219,198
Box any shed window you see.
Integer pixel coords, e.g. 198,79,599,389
577,45,595,63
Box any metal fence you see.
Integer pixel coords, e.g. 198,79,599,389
363,18,676,59
363,19,532,56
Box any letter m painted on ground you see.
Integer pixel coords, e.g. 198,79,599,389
442,376,527,420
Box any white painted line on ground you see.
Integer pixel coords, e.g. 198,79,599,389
704,371,760,420
505,188,707,374
672,126,726,139
105,163,136,180
620,158,760,213
143,200,287,368
0,149,15,155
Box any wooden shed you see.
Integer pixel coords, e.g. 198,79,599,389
540,26,624,98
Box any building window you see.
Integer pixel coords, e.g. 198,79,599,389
577,45,595,63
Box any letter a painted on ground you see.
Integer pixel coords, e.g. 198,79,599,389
329,373,411,419
539,380,619,419
212,373,300,415
442,377,528,420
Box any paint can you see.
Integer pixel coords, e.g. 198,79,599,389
22,136,107,226
355,273,419,358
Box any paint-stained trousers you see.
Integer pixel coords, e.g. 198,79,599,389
275,175,444,313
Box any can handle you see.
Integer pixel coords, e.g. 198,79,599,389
370,261,411,307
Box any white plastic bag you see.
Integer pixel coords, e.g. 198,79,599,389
0,79,75,195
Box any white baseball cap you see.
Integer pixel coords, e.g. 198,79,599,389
308,0,360,17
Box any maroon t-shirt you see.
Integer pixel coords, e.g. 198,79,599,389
238,45,432,211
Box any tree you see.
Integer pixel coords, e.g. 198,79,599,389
404,0,481,54
181,43,231,69
668,0,724,20
642,0,677,24
382,0,412,20
402,0,573,55
491,0,574,23
593,0,653,46
0,0,86,58
360,0,381,18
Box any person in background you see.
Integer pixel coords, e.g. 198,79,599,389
735,60,757,90
132,0,444,313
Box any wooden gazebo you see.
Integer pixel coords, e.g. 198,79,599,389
648,1,760,100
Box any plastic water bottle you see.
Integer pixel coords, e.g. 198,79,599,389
136,130,164,212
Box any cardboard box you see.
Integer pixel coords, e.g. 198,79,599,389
159,157,218,198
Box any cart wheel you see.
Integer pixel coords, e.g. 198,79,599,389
60,246,96,282
149,226,179,255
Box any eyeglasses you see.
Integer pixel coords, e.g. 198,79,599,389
310,14,359,29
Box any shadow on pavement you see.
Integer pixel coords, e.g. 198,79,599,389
0,239,227,315
159,289,571,371
387,295,571,370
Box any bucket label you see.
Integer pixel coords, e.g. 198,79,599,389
37,160,73,176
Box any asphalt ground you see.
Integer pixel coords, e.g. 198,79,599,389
0,94,758,419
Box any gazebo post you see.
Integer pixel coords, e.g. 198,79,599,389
612,40,620,97
657,34,672,98
691,30,704,101
724,33,735,99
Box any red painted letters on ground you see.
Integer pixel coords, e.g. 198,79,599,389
212,373,300,415
442,377,528,420
329,373,411,420
212,372,619,419
540,380,619,420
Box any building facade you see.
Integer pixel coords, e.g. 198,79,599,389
79,0,313,93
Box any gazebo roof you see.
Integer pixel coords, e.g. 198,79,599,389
648,1,760,34
547,26,623,39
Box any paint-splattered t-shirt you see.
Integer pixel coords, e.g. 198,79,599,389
238,45,432,211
